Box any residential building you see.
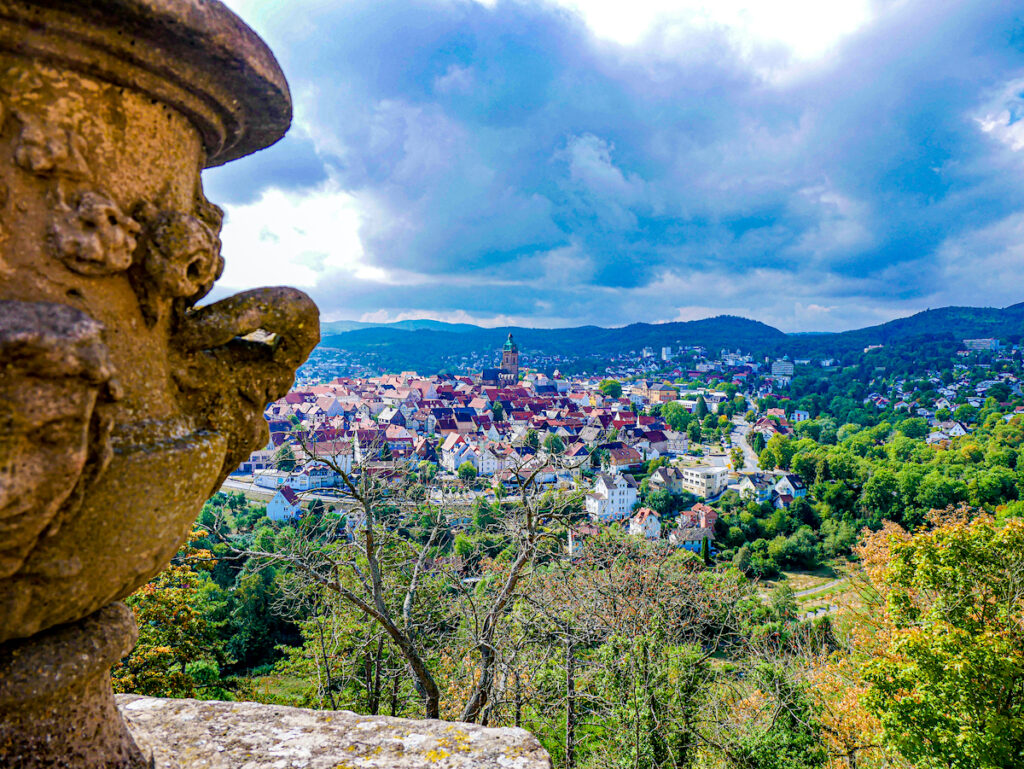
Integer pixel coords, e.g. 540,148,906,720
267,486,302,522
678,502,718,529
771,359,795,377
629,507,662,540
585,473,639,522
668,526,715,553
738,473,775,503
774,474,807,500
648,466,686,494
963,338,1000,351
678,465,729,498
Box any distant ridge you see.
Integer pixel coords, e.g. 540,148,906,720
317,303,1024,371
320,319,482,335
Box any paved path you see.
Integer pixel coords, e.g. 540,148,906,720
793,578,844,598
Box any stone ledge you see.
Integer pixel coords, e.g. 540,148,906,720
116,695,552,769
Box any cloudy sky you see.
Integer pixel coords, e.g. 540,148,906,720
207,0,1024,332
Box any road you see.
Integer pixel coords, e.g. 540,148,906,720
730,418,760,472
221,478,522,507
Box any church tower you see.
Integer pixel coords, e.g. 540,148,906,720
500,333,519,385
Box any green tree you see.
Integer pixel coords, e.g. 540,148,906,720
954,404,978,424
457,461,478,482
644,488,673,515
864,513,1024,769
525,428,540,449
491,401,504,422
687,420,702,444
898,417,928,439
274,443,297,472
472,497,498,530
543,433,565,455
113,543,229,699
731,446,746,470
661,401,691,431
599,379,623,399
749,431,767,454
696,396,709,418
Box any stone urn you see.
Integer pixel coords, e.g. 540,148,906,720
0,1,318,766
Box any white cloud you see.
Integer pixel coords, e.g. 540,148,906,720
931,212,1024,307
218,182,369,289
533,0,873,60
788,185,875,261
976,77,1024,152
356,309,569,328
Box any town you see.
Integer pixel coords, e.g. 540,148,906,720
229,331,1024,568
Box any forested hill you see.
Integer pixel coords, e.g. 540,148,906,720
317,303,1024,371
318,315,785,371
780,304,1024,358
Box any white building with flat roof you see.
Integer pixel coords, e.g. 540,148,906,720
679,465,729,499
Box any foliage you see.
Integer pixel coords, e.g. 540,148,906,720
113,537,231,699
862,511,1024,768
274,443,297,472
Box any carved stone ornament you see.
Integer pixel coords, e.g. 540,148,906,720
0,2,319,766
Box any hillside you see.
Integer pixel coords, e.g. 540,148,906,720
320,319,482,335
317,303,1024,372
780,304,1024,358
319,315,786,371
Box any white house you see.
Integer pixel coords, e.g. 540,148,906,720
236,448,275,474
774,474,807,500
289,461,339,491
440,434,472,472
679,465,729,499
738,473,775,503
585,473,639,523
267,486,302,522
628,507,662,540
474,444,508,477
254,469,289,489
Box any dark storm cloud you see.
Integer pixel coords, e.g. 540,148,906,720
207,0,1024,330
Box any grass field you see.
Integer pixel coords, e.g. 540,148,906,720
759,560,865,619
246,673,310,706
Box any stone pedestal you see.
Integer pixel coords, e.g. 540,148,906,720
0,1,318,765
0,605,146,768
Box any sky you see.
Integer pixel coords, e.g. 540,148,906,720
206,0,1024,332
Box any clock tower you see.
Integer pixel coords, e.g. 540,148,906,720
499,333,519,386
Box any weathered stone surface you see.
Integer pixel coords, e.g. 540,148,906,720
0,605,147,768
117,696,553,769
0,1,317,765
